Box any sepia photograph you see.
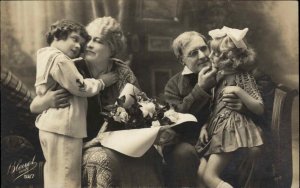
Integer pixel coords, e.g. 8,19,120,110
1,0,299,188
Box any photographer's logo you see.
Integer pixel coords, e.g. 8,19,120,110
7,156,38,182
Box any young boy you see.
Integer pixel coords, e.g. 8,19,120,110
34,19,107,188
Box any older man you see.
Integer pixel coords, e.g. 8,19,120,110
165,31,217,126
162,31,243,187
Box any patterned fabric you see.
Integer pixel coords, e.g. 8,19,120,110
82,147,114,188
82,146,164,187
235,72,263,104
113,58,140,92
98,59,140,108
195,72,264,156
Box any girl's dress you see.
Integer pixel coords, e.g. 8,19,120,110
196,71,263,156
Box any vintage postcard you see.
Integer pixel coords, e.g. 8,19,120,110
1,1,298,187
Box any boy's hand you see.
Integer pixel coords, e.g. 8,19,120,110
98,72,118,87
199,126,209,144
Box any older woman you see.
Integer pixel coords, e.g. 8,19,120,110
30,17,164,187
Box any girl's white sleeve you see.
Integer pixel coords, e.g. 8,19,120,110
50,56,105,97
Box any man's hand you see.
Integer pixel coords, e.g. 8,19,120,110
197,66,217,91
98,72,118,87
222,92,245,112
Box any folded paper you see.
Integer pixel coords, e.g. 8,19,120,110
100,112,197,157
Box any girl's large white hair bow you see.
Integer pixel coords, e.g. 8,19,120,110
208,26,249,49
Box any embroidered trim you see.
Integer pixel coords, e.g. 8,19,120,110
75,79,86,92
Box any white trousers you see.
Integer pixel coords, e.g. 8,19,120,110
39,130,82,188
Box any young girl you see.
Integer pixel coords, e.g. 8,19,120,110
195,26,264,188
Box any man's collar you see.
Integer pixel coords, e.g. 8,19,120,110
181,66,194,75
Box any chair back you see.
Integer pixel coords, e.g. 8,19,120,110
271,84,298,188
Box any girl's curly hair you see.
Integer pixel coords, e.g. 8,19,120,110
46,19,90,52
210,36,256,71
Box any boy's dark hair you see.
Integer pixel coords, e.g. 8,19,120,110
46,19,90,48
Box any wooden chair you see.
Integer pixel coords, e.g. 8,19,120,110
246,79,298,188
270,84,298,188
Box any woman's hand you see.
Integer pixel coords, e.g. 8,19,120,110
199,125,209,144
47,88,71,108
98,72,118,87
222,86,245,112
82,137,101,151
156,127,178,146
30,87,71,113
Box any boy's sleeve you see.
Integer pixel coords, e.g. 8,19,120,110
50,55,105,97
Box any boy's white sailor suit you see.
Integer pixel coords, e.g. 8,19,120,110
35,47,104,188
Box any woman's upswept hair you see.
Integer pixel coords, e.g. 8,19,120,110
86,17,124,57
172,31,208,63
46,19,90,50
210,36,256,71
